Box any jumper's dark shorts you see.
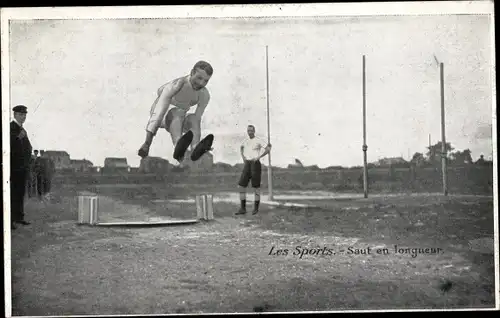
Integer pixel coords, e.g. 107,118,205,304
238,160,262,188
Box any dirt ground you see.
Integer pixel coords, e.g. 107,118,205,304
9,184,497,315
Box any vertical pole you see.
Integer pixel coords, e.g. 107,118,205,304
428,133,432,161
362,55,368,198
440,63,448,196
266,46,274,200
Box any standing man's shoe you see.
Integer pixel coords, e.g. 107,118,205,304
16,220,31,225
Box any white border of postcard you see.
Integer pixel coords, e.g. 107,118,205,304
2,2,497,316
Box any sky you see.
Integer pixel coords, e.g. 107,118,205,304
7,14,495,168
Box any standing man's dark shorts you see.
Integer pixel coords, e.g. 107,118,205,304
238,160,262,188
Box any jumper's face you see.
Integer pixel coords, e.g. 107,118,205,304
190,68,211,91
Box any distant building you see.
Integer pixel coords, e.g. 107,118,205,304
43,150,71,170
70,159,93,172
129,167,140,173
104,157,129,168
375,157,407,167
103,157,130,172
213,162,233,172
139,156,170,174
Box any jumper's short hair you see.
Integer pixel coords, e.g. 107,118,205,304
247,125,255,129
192,61,213,76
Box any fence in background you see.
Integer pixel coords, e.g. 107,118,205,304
51,165,494,195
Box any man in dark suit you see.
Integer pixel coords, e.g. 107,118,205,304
35,151,45,201
35,150,55,201
10,105,32,229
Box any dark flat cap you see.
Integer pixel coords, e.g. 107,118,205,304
13,105,28,113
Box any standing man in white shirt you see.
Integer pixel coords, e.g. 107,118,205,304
236,124,272,215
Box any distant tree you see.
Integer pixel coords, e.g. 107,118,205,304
449,149,473,165
475,154,493,166
294,159,304,167
306,165,320,171
410,152,426,166
426,142,454,163
325,165,344,170
475,154,486,165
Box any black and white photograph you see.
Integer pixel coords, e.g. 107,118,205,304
2,2,497,315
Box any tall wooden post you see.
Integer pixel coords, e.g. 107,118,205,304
362,55,368,198
266,46,274,200
440,62,448,196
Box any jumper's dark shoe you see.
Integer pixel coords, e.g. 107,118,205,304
173,130,194,162
191,134,214,161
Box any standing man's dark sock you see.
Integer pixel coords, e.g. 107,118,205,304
236,186,247,214
253,188,260,214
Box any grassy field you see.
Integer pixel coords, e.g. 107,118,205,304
9,181,497,314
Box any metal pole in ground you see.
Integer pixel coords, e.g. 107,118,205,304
440,62,448,196
362,55,368,198
266,45,274,201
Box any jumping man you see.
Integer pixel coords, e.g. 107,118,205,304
236,125,272,215
138,61,214,163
